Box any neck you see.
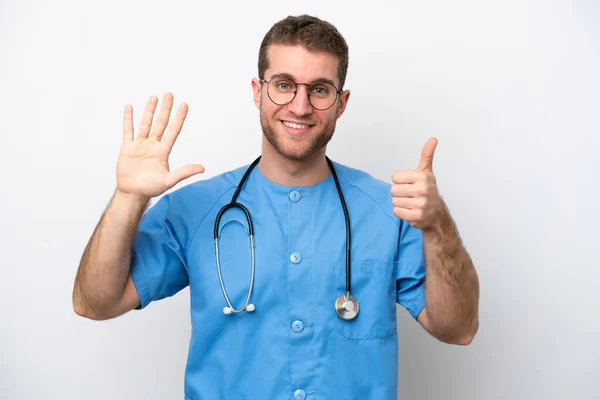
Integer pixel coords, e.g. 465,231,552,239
258,143,331,186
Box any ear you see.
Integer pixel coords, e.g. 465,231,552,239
251,78,263,109
336,90,350,119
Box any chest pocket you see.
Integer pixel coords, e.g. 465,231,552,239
334,261,397,340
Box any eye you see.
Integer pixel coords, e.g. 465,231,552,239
273,79,295,92
311,85,330,96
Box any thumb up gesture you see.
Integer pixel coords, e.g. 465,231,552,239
391,137,443,230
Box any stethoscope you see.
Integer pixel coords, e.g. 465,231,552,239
214,156,359,321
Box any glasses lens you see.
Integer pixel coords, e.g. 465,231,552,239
267,78,296,105
308,82,337,110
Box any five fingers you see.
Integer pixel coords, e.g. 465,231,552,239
122,93,188,147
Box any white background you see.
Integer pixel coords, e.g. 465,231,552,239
1,0,599,399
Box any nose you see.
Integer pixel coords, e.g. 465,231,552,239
286,84,313,117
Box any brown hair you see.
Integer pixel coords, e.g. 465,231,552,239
258,15,349,89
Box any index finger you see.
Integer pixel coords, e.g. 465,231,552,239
162,102,189,149
391,170,423,184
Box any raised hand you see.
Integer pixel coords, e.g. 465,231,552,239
391,137,443,230
116,92,204,201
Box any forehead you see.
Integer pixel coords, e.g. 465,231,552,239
265,44,339,85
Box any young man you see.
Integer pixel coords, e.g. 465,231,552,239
73,15,479,400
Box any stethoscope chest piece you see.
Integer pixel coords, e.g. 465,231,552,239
335,293,359,320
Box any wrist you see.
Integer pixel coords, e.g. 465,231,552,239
421,206,460,246
113,189,150,211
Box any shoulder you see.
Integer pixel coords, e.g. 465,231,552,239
165,164,247,208
331,161,396,222
142,164,249,242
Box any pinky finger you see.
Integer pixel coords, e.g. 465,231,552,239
165,164,205,189
393,206,412,222
123,104,134,142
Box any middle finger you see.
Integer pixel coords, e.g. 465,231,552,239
150,92,174,141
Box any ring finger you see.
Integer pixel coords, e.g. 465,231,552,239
392,196,425,209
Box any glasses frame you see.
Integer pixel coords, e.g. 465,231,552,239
260,78,343,111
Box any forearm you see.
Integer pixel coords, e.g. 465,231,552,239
73,191,148,318
422,199,479,344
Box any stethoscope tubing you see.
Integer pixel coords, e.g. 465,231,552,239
214,155,353,314
325,157,351,294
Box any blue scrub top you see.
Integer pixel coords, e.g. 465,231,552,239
131,161,426,400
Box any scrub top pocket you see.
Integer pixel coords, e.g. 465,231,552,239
334,261,397,340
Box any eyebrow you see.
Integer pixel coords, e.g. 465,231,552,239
269,73,337,87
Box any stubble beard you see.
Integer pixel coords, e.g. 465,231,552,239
260,106,336,162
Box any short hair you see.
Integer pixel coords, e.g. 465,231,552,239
258,15,349,89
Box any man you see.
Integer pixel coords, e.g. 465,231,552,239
73,14,479,400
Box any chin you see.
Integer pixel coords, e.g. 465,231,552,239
275,145,316,162
261,111,334,162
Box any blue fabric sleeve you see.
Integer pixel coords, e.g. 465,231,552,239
396,220,427,319
130,194,189,310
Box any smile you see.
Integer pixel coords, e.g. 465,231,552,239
281,120,313,130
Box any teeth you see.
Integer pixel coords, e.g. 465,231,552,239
283,121,310,129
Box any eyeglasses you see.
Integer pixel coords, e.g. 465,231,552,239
260,77,343,111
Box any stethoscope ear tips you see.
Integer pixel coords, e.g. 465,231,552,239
223,304,255,314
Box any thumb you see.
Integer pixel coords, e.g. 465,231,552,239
165,164,205,188
417,137,438,172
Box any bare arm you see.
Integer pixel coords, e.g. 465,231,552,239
72,192,148,320
417,199,479,345
72,92,204,320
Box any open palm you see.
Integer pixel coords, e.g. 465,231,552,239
116,93,204,200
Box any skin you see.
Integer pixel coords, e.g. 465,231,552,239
251,44,350,186
72,43,479,347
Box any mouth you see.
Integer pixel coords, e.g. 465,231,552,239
280,119,315,135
